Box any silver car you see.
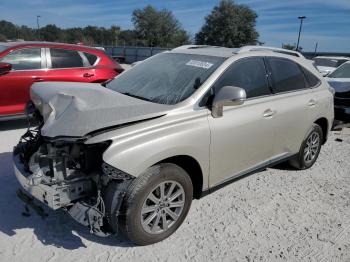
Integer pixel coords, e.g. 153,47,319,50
13,46,334,245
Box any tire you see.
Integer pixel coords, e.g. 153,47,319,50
289,123,323,170
105,163,193,245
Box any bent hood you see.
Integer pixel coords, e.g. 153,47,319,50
30,82,173,138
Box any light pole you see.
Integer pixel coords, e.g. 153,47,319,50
296,16,306,51
37,15,41,40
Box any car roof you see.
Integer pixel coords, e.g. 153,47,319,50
237,45,304,57
170,45,236,58
314,56,350,60
0,41,104,53
171,45,306,59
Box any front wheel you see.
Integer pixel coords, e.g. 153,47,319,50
107,163,193,245
289,123,323,169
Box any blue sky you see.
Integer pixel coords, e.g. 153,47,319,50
1,0,350,52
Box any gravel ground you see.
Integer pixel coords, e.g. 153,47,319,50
0,120,349,262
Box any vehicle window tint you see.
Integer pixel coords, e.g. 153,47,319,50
214,57,271,98
0,48,41,70
268,58,308,92
301,67,321,87
50,48,83,68
84,52,98,65
328,63,350,78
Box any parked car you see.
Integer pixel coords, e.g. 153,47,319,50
325,62,350,123
0,41,123,119
13,46,334,245
313,56,350,76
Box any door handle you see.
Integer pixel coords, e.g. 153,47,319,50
307,99,317,107
83,73,94,78
263,109,276,118
33,77,44,82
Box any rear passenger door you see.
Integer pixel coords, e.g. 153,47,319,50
44,48,97,82
265,57,318,157
208,57,275,187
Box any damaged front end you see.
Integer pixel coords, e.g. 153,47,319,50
13,104,133,235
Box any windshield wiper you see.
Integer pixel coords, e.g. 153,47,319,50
120,92,153,102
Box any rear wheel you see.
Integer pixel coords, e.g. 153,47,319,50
106,163,193,245
289,124,323,169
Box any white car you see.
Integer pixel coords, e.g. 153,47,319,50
325,61,350,122
313,56,350,76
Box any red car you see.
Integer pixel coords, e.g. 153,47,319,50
0,42,123,118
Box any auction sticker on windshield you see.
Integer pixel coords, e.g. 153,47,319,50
186,60,213,69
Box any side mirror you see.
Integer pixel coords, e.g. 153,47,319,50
0,62,12,75
211,86,246,118
321,71,329,77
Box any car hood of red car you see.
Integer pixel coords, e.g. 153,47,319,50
30,82,173,138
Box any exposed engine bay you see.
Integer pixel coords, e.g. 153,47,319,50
13,105,134,236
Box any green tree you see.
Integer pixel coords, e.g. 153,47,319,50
0,34,7,42
282,43,303,52
195,0,259,47
40,24,62,42
132,5,190,47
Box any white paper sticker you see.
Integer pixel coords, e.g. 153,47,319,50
186,60,213,69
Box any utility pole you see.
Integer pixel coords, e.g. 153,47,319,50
296,16,306,51
37,15,41,40
314,42,318,55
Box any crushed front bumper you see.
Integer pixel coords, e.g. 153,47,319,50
13,154,93,210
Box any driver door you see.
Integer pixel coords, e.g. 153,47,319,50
208,57,275,187
0,47,45,115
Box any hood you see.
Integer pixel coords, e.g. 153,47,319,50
316,66,335,73
30,82,173,138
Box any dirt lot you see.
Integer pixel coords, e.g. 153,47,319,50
0,120,349,262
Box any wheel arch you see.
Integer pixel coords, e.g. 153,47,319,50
314,117,328,144
157,155,203,199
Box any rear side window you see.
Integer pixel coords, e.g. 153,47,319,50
301,67,320,87
0,48,41,70
214,57,271,98
50,48,84,68
84,52,98,66
268,58,308,93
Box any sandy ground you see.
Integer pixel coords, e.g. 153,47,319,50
0,120,349,262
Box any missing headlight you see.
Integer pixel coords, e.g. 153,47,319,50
102,163,134,180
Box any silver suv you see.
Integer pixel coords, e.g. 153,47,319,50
13,46,334,245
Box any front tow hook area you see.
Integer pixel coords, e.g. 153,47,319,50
16,189,48,218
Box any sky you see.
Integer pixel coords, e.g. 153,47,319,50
0,0,349,52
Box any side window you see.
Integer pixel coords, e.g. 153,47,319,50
0,48,42,70
84,52,98,66
301,67,321,87
214,57,271,98
50,48,84,68
268,57,308,93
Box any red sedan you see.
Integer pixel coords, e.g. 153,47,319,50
0,42,123,118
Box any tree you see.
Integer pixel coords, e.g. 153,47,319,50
195,0,259,47
0,34,6,42
132,5,190,47
282,43,303,52
40,24,62,42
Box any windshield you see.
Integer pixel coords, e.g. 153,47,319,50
0,45,7,53
328,63,350,78
313,58,349,68
107,53,224,105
